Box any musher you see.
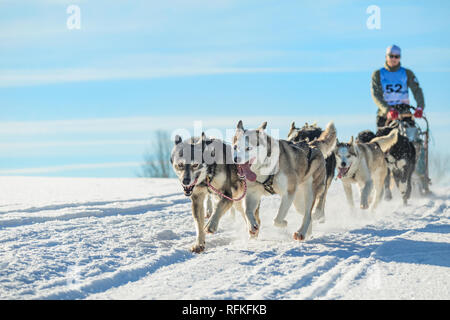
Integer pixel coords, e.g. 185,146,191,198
371,44,430,194
371,44,425,128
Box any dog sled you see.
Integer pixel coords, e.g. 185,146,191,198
384,104,431,195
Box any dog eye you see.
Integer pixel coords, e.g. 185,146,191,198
245,146,252,151
177,163,184,169
192,164,199,169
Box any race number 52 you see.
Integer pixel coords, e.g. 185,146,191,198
385,84,403,93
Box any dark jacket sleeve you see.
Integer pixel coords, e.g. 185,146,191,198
371,70,390,116
405,69,425,109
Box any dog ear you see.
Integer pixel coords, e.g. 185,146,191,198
174,135,182,145
201,132,206,141
236,120,244,131
290,121,296,129
350,136,360,155
258,121,267,131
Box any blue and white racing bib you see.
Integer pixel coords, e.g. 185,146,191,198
380,67,409,106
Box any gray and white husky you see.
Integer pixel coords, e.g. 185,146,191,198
287,122,337,222
357,123,416,206
232,120,336,241
334,129,398,211
171,133,251,253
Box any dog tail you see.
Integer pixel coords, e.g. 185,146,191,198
369,128,398,153
309,121,337,158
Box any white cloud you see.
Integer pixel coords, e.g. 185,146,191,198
1,112,447,141
2,45,449,87
0,139,149,150
0,65,368,88
0,114,373,136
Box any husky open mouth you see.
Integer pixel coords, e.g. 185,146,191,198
182,177,198,196
337,166,350,179
237,158,257,182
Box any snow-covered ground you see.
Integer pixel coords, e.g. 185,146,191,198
0,176,449,300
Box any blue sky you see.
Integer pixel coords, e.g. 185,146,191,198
1,0,450,177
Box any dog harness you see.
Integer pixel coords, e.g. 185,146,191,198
260,174,276,195
204,165,247,202
206,176,247,202
257,142,314,195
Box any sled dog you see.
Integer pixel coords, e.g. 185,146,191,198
287,122,337,222
171,134,250,253
357,123,416,205
334,129,398,211
232,120,336,240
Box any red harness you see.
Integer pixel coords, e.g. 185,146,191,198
207,178,247,202
206,165,247,201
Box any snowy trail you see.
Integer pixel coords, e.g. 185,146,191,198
0,177,449,299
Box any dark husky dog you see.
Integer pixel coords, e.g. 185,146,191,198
287,122,337,222
357,123,416,205
171,133,253,253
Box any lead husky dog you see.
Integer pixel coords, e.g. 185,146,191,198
334,129,398,211
232,120,336,241
287,122,337,222
171,133,253,253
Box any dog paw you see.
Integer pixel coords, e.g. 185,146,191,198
204,221,218,234
190,243,205,253
360,203,369,210
249,224,259,238
293,232,305,241
273,219,288,228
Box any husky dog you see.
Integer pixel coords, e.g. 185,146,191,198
232,120,336,241
357,123,416,205
171,133,249,253
335,129,398,211
287,122,337,222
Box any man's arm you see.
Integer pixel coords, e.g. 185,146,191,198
371,70,390,116
406,69,425,110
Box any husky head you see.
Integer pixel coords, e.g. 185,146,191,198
232,120,278,180
171,133,214,196
287,121,322,143
334,136,359,179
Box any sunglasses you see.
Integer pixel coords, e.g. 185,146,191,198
388,54,400,59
